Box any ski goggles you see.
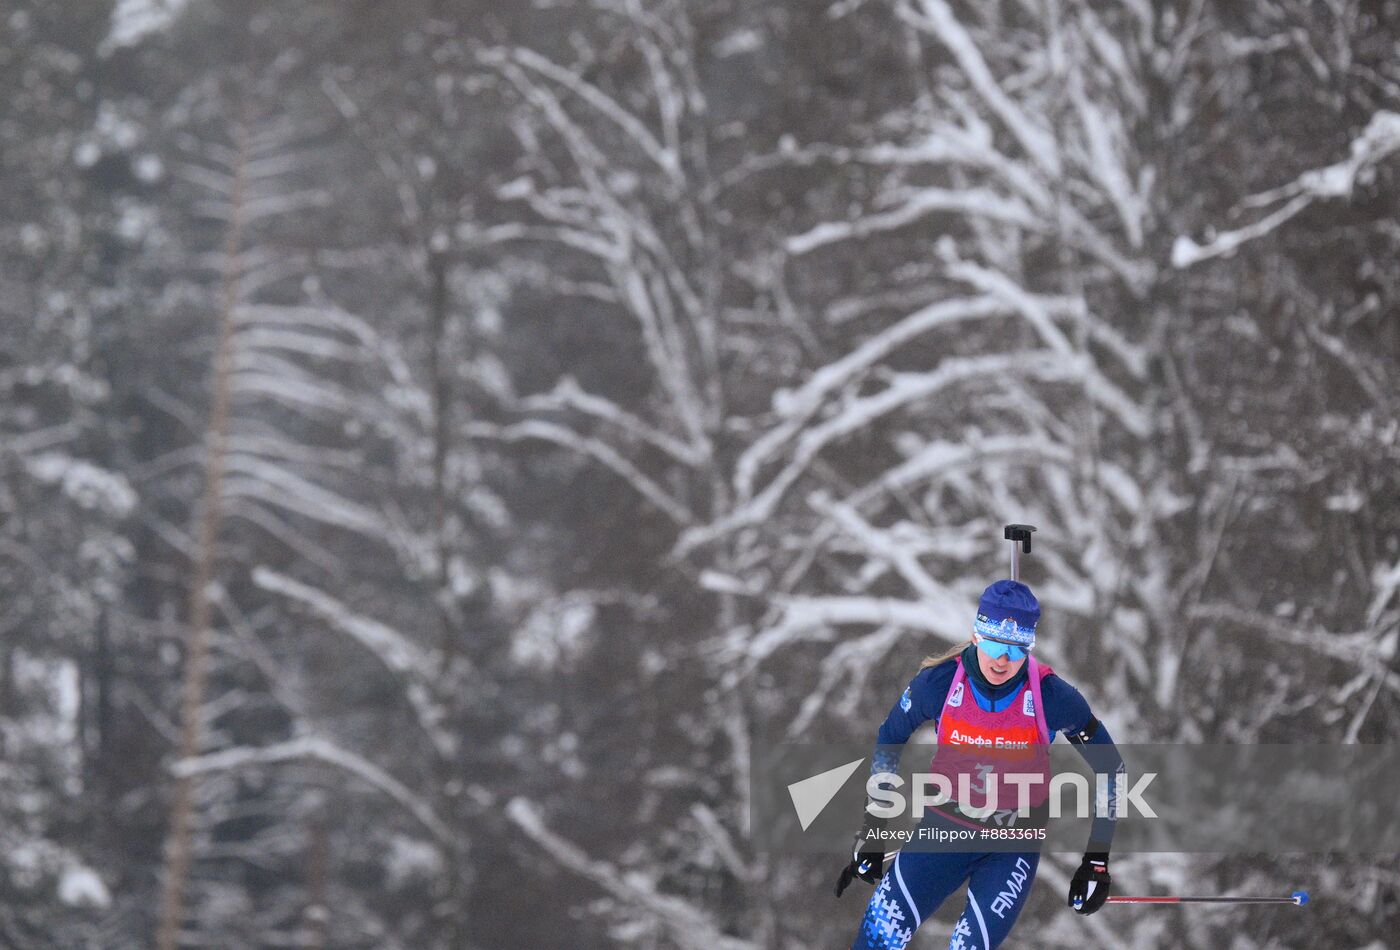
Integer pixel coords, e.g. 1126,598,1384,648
974,634,1031,663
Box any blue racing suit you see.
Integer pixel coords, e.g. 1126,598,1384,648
851,648,1120,950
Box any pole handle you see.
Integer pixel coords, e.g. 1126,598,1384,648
1003,524,1036,553
1003,524,1036,581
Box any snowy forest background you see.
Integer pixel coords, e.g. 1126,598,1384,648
3,0,1399,947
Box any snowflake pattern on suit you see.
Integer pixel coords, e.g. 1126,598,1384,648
858,875,914,950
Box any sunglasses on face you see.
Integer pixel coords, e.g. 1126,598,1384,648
975,635,1030,663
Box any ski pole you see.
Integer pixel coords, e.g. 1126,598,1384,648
1107,890,1309,907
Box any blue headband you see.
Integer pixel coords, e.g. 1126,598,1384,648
973,613,1036,646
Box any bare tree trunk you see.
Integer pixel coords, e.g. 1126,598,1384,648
155,106,250,950
425,244,472,948
304,815,329,950
428,248,457,674
0,632,11,757
82,606,114,797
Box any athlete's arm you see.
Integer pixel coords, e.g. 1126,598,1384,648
1042,675,1123,855
1043,674,1120,915
870,661,954,776
836,661,955,896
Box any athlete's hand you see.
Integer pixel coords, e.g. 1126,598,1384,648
833,846,885,897
1068,853,1111,915
834,815,888,897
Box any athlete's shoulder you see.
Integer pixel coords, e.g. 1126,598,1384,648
905,657,958,709
915,656,959,690
1039,672,1085,702
918,655,959,676
1040,672,1093,732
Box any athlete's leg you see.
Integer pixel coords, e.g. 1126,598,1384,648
945,852,1039,950
849,849,973,950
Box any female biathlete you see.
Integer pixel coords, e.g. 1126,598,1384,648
834,578,1122,950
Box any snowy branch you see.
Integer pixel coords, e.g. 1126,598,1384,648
785,185,1037,256
504,798,757,950
806,491,947,602
736,593,969,672
470,419,693,525
686,350,1146,556
223,454,383,537
173,736,453,845
520,376,708,468
251,568,454,758
1190,603,1400,701
488,46,681,183
734,295,1005,499
1067,66,1147,249
1173,111,1400,267
909,0,1063,176
784,623,907,738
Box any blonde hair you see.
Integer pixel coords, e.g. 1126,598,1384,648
919,638,972,670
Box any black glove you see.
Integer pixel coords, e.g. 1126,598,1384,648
1068,852,1111,915
833,815,888,897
